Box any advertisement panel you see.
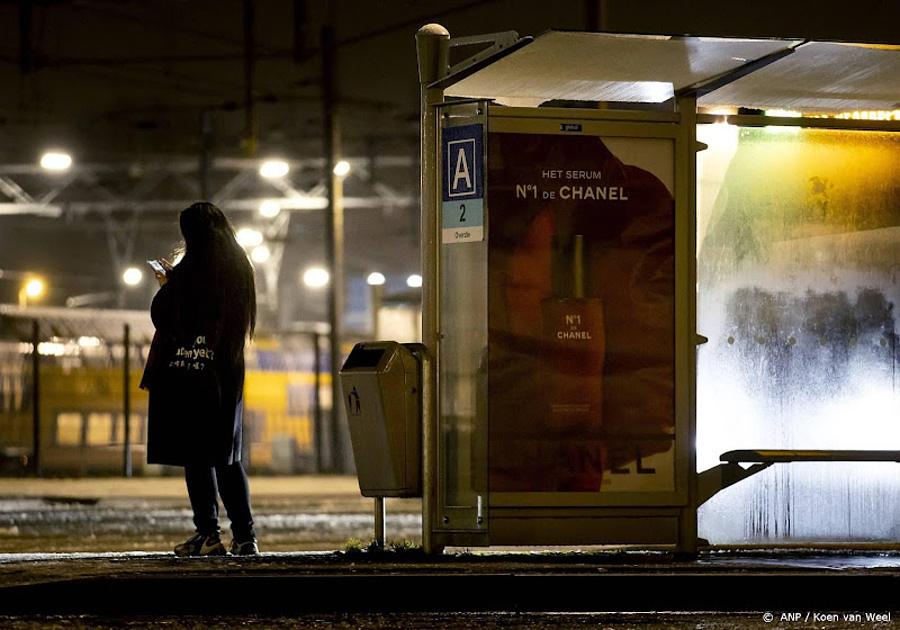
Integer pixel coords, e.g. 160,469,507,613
487,130,676,493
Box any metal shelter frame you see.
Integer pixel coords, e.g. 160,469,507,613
415,26,900,555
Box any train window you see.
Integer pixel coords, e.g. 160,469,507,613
86,412,114,446
113,413,145,444
55,413,83,446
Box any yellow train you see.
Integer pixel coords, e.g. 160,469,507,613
0,307,329,476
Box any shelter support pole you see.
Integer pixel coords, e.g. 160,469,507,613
123,323,132,478
676,95,699,556
31,319,40,477
416,23,450,555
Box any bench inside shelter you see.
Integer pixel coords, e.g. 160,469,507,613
698,450,900,506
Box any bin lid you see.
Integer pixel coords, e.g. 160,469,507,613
442,31,899,115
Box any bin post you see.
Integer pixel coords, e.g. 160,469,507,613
374,497,386,549
416,22,449,556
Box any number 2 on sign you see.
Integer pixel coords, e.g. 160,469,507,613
459,203,466,222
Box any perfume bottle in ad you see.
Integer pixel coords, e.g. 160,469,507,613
540,232,606,490
541,234,605,428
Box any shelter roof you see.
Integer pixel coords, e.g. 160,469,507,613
443,32,898,114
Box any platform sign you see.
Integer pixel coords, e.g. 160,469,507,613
441,124,484,244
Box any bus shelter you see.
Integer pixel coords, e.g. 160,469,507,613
409,27,899,554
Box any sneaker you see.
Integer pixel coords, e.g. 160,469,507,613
230,537,259,556
174,532,226,557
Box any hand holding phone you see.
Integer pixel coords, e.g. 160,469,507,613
147,259,167,275
147,258,173,286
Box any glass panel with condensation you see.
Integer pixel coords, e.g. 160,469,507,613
696,124,900,542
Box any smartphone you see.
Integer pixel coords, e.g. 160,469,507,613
147,259,168,276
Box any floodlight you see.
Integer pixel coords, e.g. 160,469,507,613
251,245,271,264
236,228,264,248
77,336,102,348
303,267,330,288
259,200,281,218
39,151,72,172
259,159,290,179
333,160,351,177
122,266,143,286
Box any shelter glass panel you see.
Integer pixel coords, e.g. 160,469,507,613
696,124,900,542
438,105,490,532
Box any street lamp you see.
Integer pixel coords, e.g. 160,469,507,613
19,276,46,307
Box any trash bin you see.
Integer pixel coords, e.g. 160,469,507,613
339,341,423,497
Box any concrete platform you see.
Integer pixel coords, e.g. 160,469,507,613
2,478,899,615
0,475,421,553
0,550,899,614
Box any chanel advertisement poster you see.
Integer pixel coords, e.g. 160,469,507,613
487,130,676,493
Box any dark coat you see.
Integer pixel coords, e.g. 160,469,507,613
141,279,245,467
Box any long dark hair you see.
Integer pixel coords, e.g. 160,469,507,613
169,202,256,360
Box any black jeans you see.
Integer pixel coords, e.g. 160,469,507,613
184,461,255,541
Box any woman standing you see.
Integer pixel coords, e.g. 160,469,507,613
141,202,258,556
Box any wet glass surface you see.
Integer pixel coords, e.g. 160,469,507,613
696,125,900,542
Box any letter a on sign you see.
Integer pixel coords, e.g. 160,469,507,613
442,124,482,200
453,148,472,192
